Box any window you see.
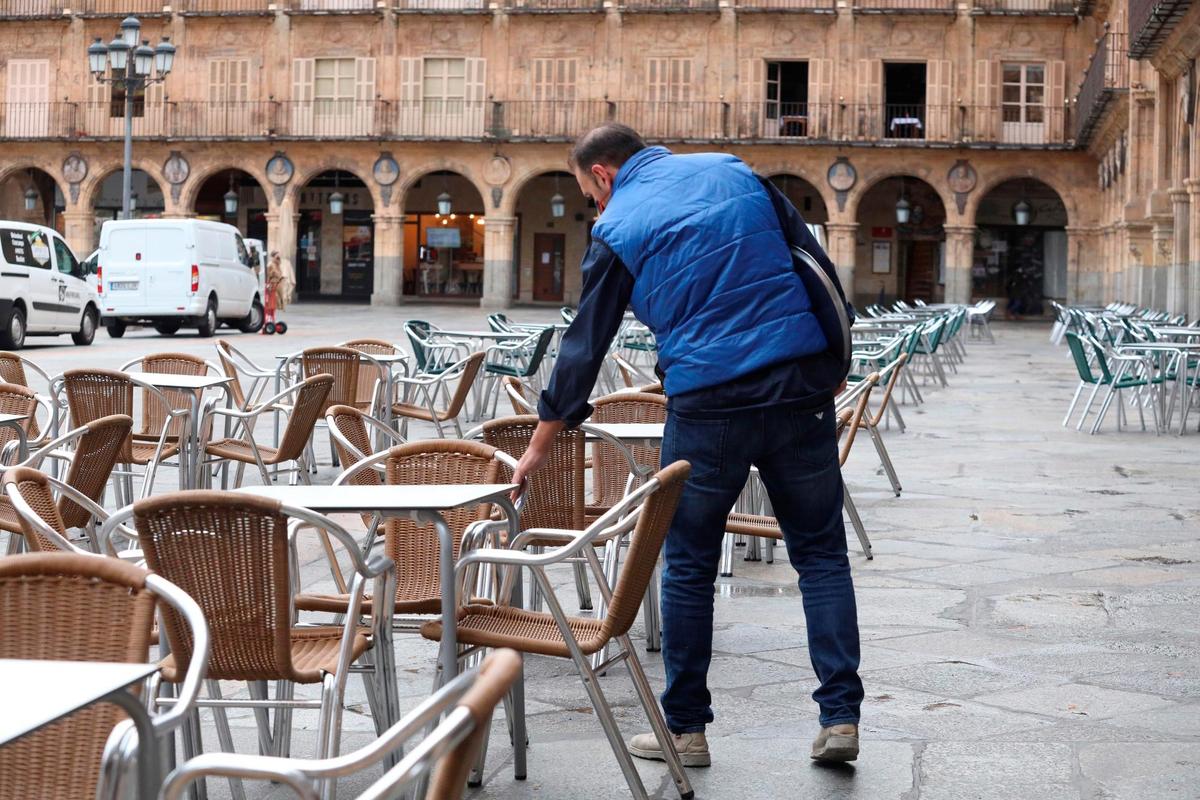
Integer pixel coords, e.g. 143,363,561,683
765,61,809,135
208,58,250,104
647,58,693,103
1002,63,1045,125
52,237,78,277
110,82,146,119
532,58,577,102
883,62,927,139
0,228,52,270
314,58,356,117
423,57,467,115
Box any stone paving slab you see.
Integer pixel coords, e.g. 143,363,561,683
18,307,1200,799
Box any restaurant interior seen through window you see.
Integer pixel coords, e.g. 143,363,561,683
403,171,486,299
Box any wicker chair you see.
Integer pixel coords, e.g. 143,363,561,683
0,352,55,450
342,338,407,414
56,369,189,500
835,373,880,559
0,416,133,553
391,352,485,439
160,649,523,800
214,339,275,419
121,352,211,442
501,376,535,415
289,346,388,467
298,439,515,622
420,462,696,800
858,351,908,496
102,491,399,783
0,382,37,464
0,552,209,800
197,373,333,488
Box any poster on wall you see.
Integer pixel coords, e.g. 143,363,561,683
426,228,462,249
872,240,891,274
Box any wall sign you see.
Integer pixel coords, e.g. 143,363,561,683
871,240,891,274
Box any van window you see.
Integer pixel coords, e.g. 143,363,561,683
52,237,80,277
1,228,53,270
235,235,251,267
145,227,185,263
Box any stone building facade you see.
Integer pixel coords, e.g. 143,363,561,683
0,0,1161,313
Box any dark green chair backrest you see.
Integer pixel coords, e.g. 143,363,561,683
1064,332,1097,384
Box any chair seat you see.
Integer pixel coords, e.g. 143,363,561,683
296,593,493,616
483,363,528,378
390,402,450,423
159,625,370,684
725,512,783,540
130,438,182,464
205,438,281,465
421,603,606,658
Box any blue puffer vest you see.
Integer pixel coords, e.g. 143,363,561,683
591,146,828,396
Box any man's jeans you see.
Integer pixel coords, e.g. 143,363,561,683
658,401,863,733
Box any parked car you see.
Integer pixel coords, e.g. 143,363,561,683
97,218,264,338
0,221,100,349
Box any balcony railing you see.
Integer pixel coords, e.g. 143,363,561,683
854,0,956,12
0,0,66,17
620,0,720,10
973,0,1075,12
73,0,168,13
1128,0,1191,59
392,0,487,9
1074,32,1129,145
180,0,276,13
735,0,837,10
507,0,605,10
287,0,380,10
0,99,1075,147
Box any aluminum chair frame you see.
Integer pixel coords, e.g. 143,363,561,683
390,352,485,438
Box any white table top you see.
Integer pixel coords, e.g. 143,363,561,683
587,423,664,443
132,372,233,390
274,351,410,363
436,330,528,339
0,659,158,746
0,413,27,426
234,483,518,512
1146,326,1200,337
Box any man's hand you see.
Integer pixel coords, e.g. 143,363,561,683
510,419,566,501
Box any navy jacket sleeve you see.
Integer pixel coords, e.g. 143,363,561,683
538,239,634,427
759,177,856,325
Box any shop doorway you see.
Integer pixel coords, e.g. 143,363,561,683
533,233,565,302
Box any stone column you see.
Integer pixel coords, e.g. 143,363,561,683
824,222,858,302
1168,188,1190,315
371,211,404,307
481,215,516,310
1065,226,1100,305
942,225,975,305
266,206,298,296
1186,179,1200,320
62,210,95,260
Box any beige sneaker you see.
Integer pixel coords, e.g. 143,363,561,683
811,724,859,762
628,731,711,767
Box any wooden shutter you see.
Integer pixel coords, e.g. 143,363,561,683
927,59,953,141
292,58,314,136
5,60,50,137
355,57,376,135
465,57,486,136
974,59,1001,142
854,59,881,139
1047,59,1065,143
808,57,833,138
739,58,765,138
399,57,422,134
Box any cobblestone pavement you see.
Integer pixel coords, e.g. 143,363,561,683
25,306,1200,799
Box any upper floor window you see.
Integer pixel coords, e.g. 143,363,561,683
1002,63,1045,125
315,58,357,114
647,57,694,103
532,58,577,102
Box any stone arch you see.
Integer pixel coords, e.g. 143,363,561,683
180,162,274,213
502,160,577,216
398,161,490,213
0,163,68,206
78,159,167,216
966,170,1076,229
764,172,831,225
845,169,956,224
287,161,383,211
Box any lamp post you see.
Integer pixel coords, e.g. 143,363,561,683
87,17,175,220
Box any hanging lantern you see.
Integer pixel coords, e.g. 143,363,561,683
550,192,566,218
329,191,344,216
437,191,452,216
23,187,38,212
129,193,138,212
1013,199,1032,226
88,38,109,76
894,195,911,225
223,175,238,216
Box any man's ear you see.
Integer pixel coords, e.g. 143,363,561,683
590,163,613,192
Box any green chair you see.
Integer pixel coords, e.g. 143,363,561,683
482,327,555,417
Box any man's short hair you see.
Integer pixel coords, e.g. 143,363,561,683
568,123,646,172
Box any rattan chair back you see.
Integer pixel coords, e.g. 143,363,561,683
0,552,156,800
327,405,379,487
0,382,36,455
426,648,523,800
276,374,335,461
599,460,688,641
384,440,501,610
302,346,360,415
62,369,136,461
590,392,666,511
482,415,584,530
868,353,908,428
214,340,249,410
0,352,31,387
136,353,208,439
58,414,134,530
443,352,485,419
502,376,534,414
344,339,397,411
133,490,299,682
2,467,70,551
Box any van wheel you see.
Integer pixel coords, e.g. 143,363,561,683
1,307,26,350
154,321,181,336
197,300,217,338
238,299,264,334
72,308,97,346
106,320,126,339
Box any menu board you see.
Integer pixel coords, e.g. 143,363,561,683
1,228,52,269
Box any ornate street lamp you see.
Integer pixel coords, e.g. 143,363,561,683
87,17,175,220
1012,199,1032,226
329,171,344,215
437,191,452,217
895,195,911,225
223,175,238,217
23,187,38,212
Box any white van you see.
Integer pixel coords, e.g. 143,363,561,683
0,221,100,350
97,219,264,338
